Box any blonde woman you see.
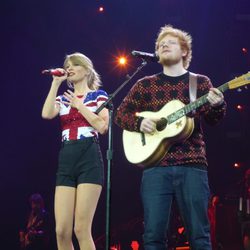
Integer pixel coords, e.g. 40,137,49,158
42,52,109,250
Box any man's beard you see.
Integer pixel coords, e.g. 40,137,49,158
159,56,180,66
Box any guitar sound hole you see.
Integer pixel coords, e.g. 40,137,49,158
156,118,168,131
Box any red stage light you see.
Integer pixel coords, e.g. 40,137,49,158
131,240,139,250
178,226,185,234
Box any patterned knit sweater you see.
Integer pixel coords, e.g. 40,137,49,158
114,72,226,167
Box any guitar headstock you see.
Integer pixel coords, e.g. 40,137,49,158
228,72,250,89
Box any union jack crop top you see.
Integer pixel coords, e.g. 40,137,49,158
56,89,108,141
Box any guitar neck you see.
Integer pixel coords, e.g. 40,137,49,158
167,82,229,124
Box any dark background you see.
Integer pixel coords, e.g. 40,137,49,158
1,0,250,249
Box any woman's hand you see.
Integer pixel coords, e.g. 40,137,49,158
51,68,68,87
63,90,82,109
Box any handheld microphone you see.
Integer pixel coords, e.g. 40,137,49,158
41,69,67,77
131,50,158,62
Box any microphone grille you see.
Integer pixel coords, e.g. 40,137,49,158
41,70,49,74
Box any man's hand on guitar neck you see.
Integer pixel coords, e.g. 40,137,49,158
207,88,224,107
140,118,160,134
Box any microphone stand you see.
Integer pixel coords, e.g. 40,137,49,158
95,60,148,250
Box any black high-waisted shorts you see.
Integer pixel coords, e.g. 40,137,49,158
56,137,104,187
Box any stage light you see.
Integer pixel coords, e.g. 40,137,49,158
242,47,248,54
233,162,241,168
131,240,139,250
118,56,127,66
111,52,131,72
236,104,243,111
99,6,104,12
110,244,120,250
178,226,185,234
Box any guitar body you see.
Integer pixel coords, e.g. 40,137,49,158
122,72,250,167
122,100,194,167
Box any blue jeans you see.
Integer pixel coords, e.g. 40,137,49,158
141,165,211,250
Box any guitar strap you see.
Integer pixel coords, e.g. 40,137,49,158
189,72,198,102
189,72,198,117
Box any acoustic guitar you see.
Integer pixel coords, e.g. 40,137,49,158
122,73,250,167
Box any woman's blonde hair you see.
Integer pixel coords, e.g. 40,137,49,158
155,25,192,69
64,52,101,90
